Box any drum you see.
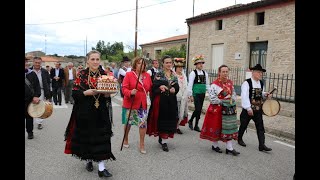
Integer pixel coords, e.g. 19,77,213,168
28,100,53,119
262,99,281,117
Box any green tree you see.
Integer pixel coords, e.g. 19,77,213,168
160,44,186,59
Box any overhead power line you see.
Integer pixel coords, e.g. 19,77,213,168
26,0,176,25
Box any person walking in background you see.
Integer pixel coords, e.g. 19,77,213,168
64,62,76,104
200,65,240,156
187,55,210,132
25,57,41,139
121,57,152,154
45,65,53,102
173,58,188,134
118,56,132,98
30,56,51,130
50,62,65,106
110,62,118,78
64,50,115,178
147,55,179,152
147,59,160,82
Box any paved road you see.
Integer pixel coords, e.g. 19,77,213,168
25,94,295,180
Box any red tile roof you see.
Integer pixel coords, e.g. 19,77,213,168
140,34,188,46
41,56,64,62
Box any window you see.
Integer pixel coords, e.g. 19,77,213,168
155,50,162,59
256,12,265,25
146,53,150,58
216,20,223,30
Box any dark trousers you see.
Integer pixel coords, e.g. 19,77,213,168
65,80,74,103
25,101,33,133
239,109,266,146
120,84,124,98
52,86,62,104
190,93,206,126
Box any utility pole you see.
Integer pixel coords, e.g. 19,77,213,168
85,36,87,54
134,0,138,57
193,0,195,17
45,34,46,54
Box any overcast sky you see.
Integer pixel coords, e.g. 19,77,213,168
25,0,258,56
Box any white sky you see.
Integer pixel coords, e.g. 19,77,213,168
25,0,259,56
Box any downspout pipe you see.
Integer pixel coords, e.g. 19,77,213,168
186,23,191,78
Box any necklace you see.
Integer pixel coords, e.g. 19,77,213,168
88,69,101,108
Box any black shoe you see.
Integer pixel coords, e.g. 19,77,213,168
226,149,240,156
212,146,222,153
98,169,112,177
158,137,162,145
38,124,43,130
176,129,183,134
55,103,58,105
66,101,69,104
59,103,62,106
259,144,272,151
238,139,246,147
86,162,93,172
161,143,169,152
27,132,34,139
188,120,193,130
194,126,201,132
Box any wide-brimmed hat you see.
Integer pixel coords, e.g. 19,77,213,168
250,64,266,72
192,55,205,65
121,56,131,62
173,58,186,67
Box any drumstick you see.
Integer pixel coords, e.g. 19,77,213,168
269,87,277,94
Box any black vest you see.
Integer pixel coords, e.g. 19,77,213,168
246,78,264,111
193,69,206,84
118,66,127,84
150,68,157,81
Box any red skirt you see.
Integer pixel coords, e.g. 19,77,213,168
64,112,76,154
200,104,222,142
147,95,174,139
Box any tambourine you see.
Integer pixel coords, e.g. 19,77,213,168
28,100,53,119
262,87,281,117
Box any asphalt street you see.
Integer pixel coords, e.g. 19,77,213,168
25,94,295,180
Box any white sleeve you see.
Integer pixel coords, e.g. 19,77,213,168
119,68,126,76
187,71,195,97
208,84,222,105
147,70,152,76
241,81,252,111
232,85,237,102
205,71,210,92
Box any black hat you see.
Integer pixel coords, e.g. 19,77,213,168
122,56,131,62
249,64,266,72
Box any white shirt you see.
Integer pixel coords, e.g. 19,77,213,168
33,68,43,89
241,78,267,111
55,68,60,77
68,68,74,80
118,67,131,79
147,67,159,77
187,69,210,97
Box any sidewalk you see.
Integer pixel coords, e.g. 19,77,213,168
188,95,295,142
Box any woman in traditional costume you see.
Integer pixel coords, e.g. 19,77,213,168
147,55,179,152
173,58,188,134
64,50,115,177
200,65,240,156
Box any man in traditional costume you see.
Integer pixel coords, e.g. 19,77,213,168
187,55,210,132
238,64,272,152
